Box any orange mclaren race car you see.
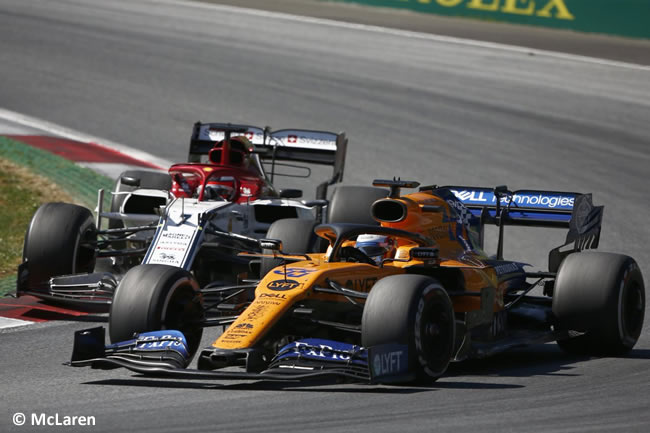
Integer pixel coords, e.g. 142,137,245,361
69,179,645,384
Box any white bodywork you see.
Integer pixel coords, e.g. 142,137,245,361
105,189,313,270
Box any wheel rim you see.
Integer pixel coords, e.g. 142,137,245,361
163,284,204,353
416,291,454,377
75,226,97,272
622,280,644,342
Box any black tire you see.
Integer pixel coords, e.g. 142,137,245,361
260,218,319,278
327,186,388,225
362,275,455,383
552,252,645,356
109,264,204,356
22,202,97,291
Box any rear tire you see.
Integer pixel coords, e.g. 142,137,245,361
327,186,388,225
109,264,204,356
362,275,455,383
21,202,97,292
260,218,319,277
553,252,645,356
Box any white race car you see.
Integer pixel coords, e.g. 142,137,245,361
17,122,387,307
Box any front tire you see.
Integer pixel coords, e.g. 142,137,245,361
362,275,455,383
21,202,97,292
109,264,204,356
552,252,645,355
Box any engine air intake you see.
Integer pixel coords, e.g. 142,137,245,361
371,199,407,223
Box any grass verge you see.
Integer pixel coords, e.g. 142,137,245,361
0,136,114,296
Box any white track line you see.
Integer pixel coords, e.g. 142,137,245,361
0,316,34,330
0,108,172,169
145,0,650,72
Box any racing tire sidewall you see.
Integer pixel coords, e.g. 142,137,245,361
362,274,455,383
22,202,97,291
109,264,204,356
553,252,645,355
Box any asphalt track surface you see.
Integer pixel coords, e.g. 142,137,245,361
1,0,649,431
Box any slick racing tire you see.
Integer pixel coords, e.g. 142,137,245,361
21,202,97,292
260,218,319,278
327,186,388,225
552,252,645,356
109,264,204,356
108,170,171,248
362,275,455,383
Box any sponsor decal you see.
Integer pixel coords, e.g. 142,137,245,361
451,189,575,210
292,341,351,360
160,232,191,240
271,132,337,151
372,349,407,377
243,304,267,321
401,0,574,20
454,189,488,203
234,323,253,329
273,268,317,278
259,293,287,300
124,331,189,357
222,332,249,338
267,279,300,291
341,277,377,291
257,299,283,305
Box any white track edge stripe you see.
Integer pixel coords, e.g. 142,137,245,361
0,316,34,330
146,0,650,72
0,108,172,169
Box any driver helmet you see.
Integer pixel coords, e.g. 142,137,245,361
209,136,252,167
355,234,396,264
203,176,236,201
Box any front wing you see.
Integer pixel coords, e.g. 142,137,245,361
66,327,411,384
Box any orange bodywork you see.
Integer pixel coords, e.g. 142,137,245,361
213,188,504,350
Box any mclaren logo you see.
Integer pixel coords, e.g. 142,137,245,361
267,279,300,291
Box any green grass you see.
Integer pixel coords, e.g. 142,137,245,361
0,136,115,296
0,161,48,277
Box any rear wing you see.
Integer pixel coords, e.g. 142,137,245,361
440,186,604,270
445,187,581,228
187,122,347,200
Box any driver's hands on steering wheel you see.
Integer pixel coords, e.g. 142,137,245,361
204,183,236,201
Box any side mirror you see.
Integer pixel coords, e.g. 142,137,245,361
303,199,328,208
259,238,283,252
279,189,303,199
120,176,140,187
494,185,511,198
